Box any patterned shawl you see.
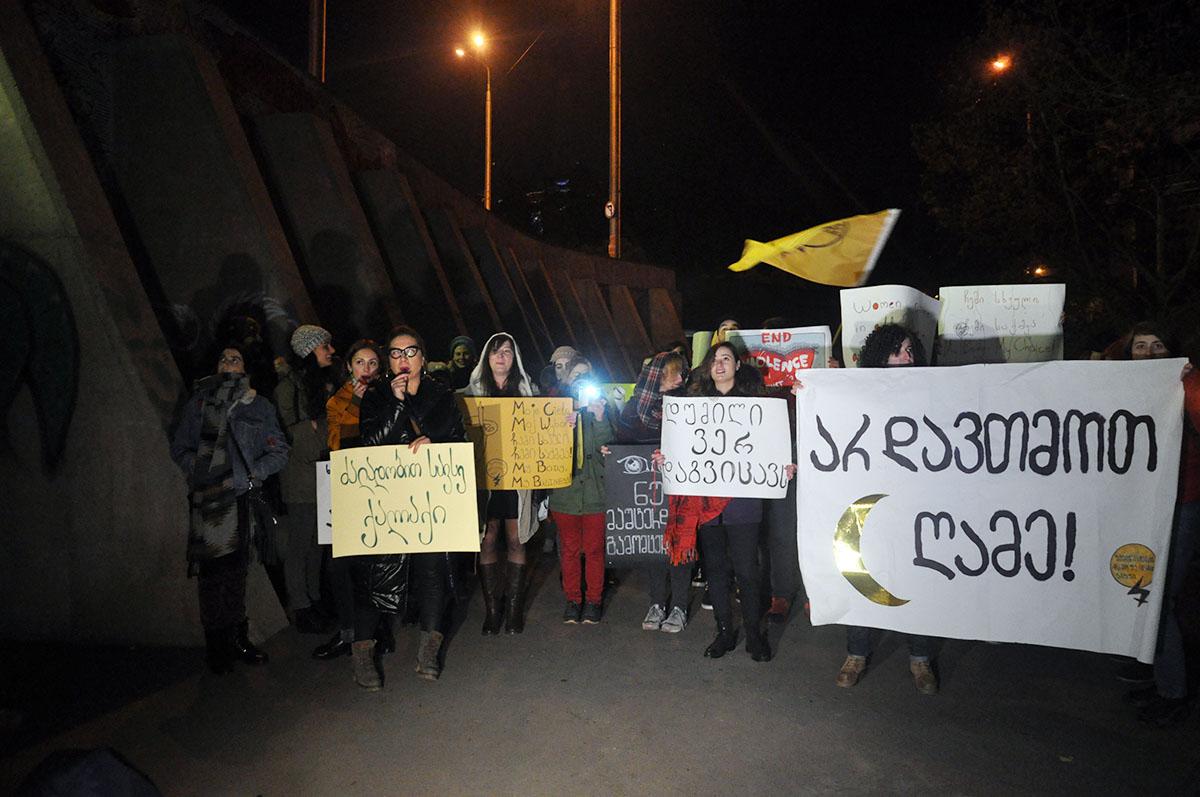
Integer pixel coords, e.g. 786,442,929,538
188,373,250,564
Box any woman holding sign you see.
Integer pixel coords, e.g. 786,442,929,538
834,323,938,695
656,342,780,662
352,326,468,686
311,340,384,663
466,333,540,634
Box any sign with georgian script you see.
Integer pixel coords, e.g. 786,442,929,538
459,397,573,489
936,283,1065,365
840,284,940,368
316,461,332,545
795,360,1185,663
660,396,793,499
604,445,669,566
725,327,831,386
329,443,479,556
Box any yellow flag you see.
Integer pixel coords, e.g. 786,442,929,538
727,209,900,287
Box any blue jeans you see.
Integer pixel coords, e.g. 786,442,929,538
846,626,931,663
1154,500,1199,699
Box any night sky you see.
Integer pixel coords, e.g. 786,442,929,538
217,1,985,330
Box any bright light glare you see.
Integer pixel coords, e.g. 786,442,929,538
990,54,1012,73
472,32,486,50
454,47,466,58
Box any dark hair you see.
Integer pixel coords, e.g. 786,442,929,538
688,341,763,396
760,316,792,329
480,333,526,396
385,325,427,361
1122,321,1174,360
344,339,383,377
211,340,246,370
858,324,926,368
663,339,691,363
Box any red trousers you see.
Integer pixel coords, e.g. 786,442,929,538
551,511,606,604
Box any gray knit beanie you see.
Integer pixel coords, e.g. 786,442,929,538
290,324,331,358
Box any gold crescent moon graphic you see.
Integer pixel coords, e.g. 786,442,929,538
834,493,909,607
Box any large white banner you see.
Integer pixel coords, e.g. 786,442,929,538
937,283,1065,365
795,360,1184,663
661,396,792,498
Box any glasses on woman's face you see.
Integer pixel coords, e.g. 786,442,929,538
219,355,243,365
389,345,422,360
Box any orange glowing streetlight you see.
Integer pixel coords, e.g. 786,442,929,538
990,53,1013,74
455,32,492,210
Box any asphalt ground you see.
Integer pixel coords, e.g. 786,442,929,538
3,558,1198,795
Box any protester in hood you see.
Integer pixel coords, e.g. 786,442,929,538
617,352,698,634
171,343,289,674
274,324,337,634
549,358,615,624
1119,323,1198,727
347,326,468,688
311,340,383,663
429,335,479,391
466,333,540,634
834,323,938,695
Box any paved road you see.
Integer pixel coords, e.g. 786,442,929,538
4,563,1197,795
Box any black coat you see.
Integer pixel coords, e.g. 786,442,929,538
358,376,466,448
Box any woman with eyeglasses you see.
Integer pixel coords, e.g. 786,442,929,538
465,333,539,634
347,326,467,688
171,342,289,673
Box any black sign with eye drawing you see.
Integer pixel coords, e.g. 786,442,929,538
604,445,668,567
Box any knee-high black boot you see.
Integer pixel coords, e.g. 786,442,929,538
504,562,527,634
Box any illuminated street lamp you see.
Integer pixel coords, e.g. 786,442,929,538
455,32,492,210
990,53,1013,74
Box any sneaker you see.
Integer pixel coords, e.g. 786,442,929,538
910,660,938,695
581,602,602,624
1117,661,1154,684
691,566,706,588
642,604,666,630
660,606,687,633
563,601,582,624
1138,695,1189,727
835,655,867,688
700,588,713,611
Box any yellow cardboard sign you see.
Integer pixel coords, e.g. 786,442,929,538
460,397,574,489
330,443,479,557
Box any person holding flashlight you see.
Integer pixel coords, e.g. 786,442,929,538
549,358,615,624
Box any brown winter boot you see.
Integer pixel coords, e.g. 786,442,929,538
351,640,381,691
415,630,444,681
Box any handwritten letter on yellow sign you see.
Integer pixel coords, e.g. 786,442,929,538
330,442,479,557
460,397,574,489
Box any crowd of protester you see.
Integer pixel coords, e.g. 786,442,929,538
168,313,1199,727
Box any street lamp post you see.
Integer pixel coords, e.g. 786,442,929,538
457,33,492,211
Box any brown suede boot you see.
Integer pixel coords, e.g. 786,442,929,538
415,630,444,681
351,640,382,691
479,562,504,635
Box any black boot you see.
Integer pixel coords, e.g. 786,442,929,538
704,622,738,659
231,619,268,665
504,562,528,634
745,622,772,662
375,614,396,654
312,631,352,660
479,562,504,635
205,627,234,674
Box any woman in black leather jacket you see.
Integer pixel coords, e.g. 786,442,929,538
348,325,467,689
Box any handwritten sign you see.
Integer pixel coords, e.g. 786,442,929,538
460,397,574,489
726,326,831,386
937,283,1065,365
795,359,1185,662
604,444,669,566
840,284,940,367
329,443,479,557
660,396,792,498
316,461,332,544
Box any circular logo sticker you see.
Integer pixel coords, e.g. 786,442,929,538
1109,544,1155,588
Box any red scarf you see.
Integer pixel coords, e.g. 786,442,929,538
663,495,731,565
